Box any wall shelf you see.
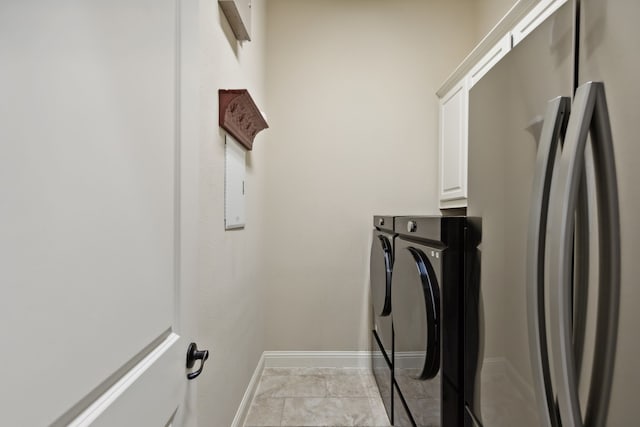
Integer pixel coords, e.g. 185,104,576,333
218,0,251,41
218,89,268,151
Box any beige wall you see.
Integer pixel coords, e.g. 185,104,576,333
195,0,268,425
192,1,516,422
263,0,477,351
474,0,517,41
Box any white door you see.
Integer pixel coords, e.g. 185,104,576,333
0,1,199,426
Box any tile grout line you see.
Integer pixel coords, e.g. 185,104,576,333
278,396,285,427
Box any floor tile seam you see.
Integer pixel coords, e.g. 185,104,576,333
325,393,376,398
262,374,328,378
282,396,377,401
243,396,286,427
273,393,329,398
325,377,379,399
263,370,369,375
324,376,330,399
277,395,286,427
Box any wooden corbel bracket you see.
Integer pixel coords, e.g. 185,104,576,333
218,89,268,150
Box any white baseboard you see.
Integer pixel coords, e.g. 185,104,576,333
230,353,265,427
263,351,373,369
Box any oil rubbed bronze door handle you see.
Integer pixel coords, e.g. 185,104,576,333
186,342,209,380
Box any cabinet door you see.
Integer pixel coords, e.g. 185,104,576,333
439,78,468,207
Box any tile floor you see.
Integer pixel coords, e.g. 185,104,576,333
244,367,391,427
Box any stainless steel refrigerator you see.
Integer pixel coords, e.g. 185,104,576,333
464,0,640,425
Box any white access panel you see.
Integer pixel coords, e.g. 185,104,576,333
225,135,246,229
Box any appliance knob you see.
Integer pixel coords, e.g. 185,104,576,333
378,218,385,226
407,220,417,233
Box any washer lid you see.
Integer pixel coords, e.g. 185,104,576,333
393,245,440,380
370,231,393,317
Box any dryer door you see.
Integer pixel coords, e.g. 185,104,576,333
393,242,441,380
370,230,393,317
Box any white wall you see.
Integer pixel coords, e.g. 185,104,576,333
474,0,517,41
263,0,477,351
195,0,268,425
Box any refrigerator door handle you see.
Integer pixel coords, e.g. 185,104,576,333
548,81,621,427
526,96,570,427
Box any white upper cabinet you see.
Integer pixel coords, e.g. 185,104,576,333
439,78,469,207
437,34,512,208
437,0,566,208
438,32,512,208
